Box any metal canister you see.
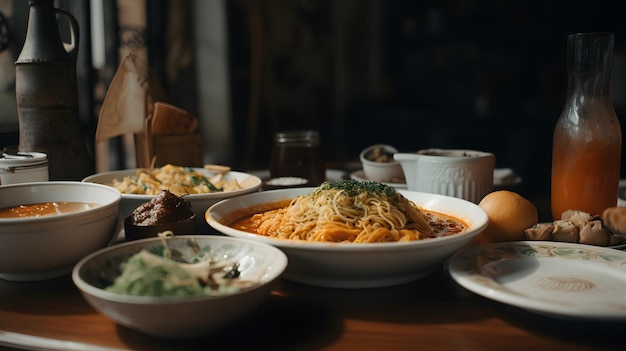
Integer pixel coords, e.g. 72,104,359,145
0,151,48,185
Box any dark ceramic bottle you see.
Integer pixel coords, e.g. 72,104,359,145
15,0,93,180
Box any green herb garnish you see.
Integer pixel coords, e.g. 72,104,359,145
313,179,396,197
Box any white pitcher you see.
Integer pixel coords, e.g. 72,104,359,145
393,149,495,204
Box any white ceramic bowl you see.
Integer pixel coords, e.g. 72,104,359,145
72,235,287,338
206,187,488,288
82,168,262,229
359,144,404,183
0,182,121,281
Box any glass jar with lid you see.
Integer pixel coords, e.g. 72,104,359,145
269,130,325,187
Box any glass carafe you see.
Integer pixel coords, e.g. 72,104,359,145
551,32,622,220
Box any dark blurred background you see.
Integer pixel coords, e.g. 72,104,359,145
2,0,626,210
225,0,626,204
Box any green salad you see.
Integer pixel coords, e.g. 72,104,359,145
106,233,256,297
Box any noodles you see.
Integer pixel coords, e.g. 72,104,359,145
244,180,435,243
111,164,242,196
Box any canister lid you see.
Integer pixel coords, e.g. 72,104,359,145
0,151,48,173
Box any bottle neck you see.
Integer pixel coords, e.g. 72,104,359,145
566,33,614,97
16,0,71,63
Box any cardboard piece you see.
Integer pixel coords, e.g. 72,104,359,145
95,53,202,168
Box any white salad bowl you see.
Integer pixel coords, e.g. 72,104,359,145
206,186,488,289
0,181,121,281
82,168,262,230
72,235,287,338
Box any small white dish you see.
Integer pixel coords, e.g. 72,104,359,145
359,144,404,183
493,168,523,188
447,241,626,321
250,169,347,183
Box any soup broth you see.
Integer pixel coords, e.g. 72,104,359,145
227,200,467,240
0,202,101,218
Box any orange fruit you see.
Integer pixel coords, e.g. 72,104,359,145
476,190,538,243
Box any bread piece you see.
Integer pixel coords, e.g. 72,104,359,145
578,220,610,246
551,220,579,243
524,223,553,241
603,206,626,237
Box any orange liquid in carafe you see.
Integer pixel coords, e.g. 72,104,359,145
551,139,620,220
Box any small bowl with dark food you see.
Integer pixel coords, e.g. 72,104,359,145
72,234,287,338
359,144,405,183
124,189,196,241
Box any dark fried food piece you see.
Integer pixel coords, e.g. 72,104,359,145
131,189,194,226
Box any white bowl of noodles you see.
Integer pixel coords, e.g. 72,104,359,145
82,165,262,230
206,180,488,288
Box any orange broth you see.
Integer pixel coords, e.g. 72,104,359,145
224,199,467,239
0,202,100,218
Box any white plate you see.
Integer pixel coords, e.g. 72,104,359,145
351,168,522,189
447,241,626,321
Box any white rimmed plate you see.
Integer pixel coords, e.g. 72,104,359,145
447,241,626,321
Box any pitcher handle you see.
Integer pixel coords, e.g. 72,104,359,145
55,8,79,60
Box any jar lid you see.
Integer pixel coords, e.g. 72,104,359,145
275,130,320,144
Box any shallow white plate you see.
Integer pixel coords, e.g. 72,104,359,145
250,169,346,182
447,241,626,321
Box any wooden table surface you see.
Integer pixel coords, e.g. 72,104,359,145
1,264,625,351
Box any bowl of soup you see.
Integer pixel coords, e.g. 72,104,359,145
206,180,488,288
0,181,121,281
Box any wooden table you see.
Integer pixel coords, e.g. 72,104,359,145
1,264,624,351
